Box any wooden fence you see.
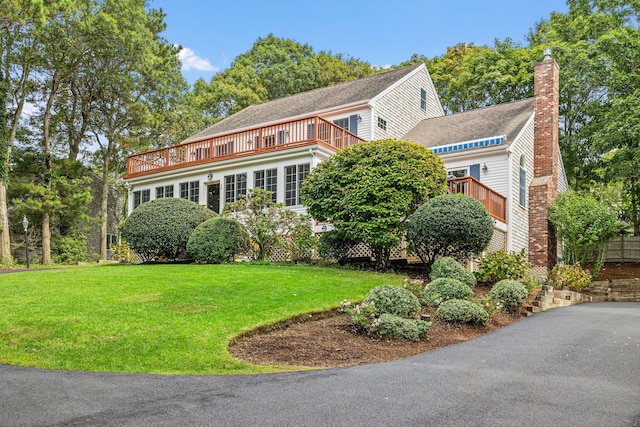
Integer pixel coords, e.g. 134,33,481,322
605,236,640,262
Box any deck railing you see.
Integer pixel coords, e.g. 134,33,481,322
447,176,506,223
125,116,365,178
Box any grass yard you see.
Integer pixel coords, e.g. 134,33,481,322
0,263,402,374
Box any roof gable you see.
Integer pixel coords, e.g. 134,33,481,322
403,98,534,149
184,64,424,142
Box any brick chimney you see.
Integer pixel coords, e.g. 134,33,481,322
528,49,560,272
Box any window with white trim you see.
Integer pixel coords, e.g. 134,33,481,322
156,185,174,199
420,88,427,111
377,116,387,131
285,163,310,206
179,181,199,203
224,173,247,203
254,168,277,202
133,189,150,209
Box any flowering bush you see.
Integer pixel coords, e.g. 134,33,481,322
423,278,474,308
476,295,504,317
430,257,476,288
436,299,489,326
363,285,421,318
489,279,529,313
548,263,592,292
340,300,379,331
403,278,426,304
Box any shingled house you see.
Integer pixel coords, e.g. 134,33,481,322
124,53,566,270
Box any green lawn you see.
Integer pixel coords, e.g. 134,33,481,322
0,263,403,374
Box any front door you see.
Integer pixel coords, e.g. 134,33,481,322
207,183,220,213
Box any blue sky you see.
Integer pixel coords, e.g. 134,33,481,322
150,0,569,84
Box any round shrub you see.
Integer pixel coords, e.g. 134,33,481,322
364,285,421,318
407,194,493,269
490,279,529,312
122,198,214,262
187,217,250,264
423,277,474,308
372,314,431,341
436,299,489,326
430,256,476,288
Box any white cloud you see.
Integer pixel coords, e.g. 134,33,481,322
21,102,37,117
178,47,218,72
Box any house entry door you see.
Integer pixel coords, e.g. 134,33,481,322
207,183,220,213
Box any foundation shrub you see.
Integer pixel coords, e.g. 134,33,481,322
476,250,530,285
187,217,250,264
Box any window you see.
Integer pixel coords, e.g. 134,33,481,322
285,163,310,206
254,168,277,202
132,189,150,209
179,181,199,203
224,173,247,203
447,169,468,178
519,155,526,207
189,181,199,203
377,116,387,131
333,118,349,130
156,185,174,199
180,182,189,199
420,88,427,111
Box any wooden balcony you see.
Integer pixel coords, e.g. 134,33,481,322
447,176,506,223
125,116,365,179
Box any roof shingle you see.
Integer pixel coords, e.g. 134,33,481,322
184,64,423,142
403,98,534,148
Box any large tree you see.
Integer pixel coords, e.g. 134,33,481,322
300,139,447,268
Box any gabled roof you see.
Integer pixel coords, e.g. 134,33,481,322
403,98,534,148
184,64,423,142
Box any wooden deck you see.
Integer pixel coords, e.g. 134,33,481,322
447,176,507,223
125,116,364,179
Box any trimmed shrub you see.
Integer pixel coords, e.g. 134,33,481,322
548,264,592,292
476,250,530,284
187,217,250,264
423,277,474,308
490,279,529,312
122,198,214,262
430,256,476,288
407,194,493,269
372,314,431,341
437,299,489,326
364,285,421,318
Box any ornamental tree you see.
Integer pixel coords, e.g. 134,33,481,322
548,190,623,277
300,139,447,268
406,194,493,270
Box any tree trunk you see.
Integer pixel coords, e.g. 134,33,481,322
100,158,110,260
41,211,51,264
0,181,11,264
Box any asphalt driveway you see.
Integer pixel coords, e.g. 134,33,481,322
1,302,639,427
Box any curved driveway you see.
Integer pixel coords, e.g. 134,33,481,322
1,302,639,427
